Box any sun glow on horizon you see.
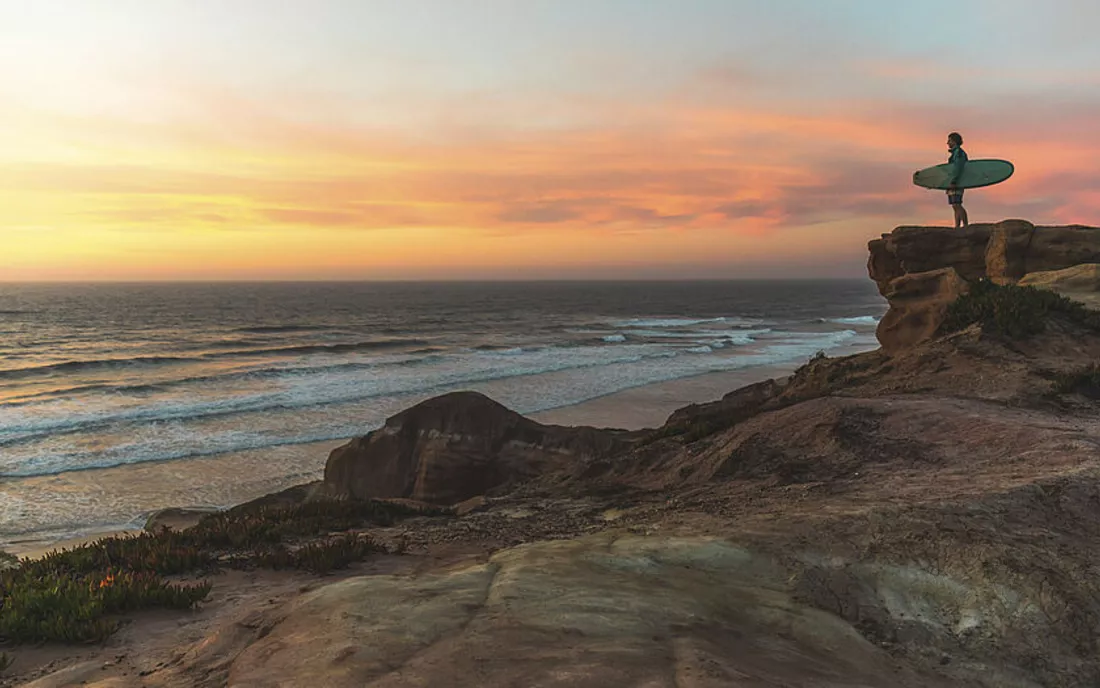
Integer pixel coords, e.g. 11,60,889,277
2,1,1098,281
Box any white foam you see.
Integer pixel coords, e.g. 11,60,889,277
627,328,771,340
0,328,873,478
602,334,627,343
613,317,727,328
830,316,881,326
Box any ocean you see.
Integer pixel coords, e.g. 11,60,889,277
0,280,884,549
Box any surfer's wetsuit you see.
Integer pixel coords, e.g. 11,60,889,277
947,146,968,205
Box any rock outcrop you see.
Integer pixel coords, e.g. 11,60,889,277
203,536,947,688
867,224,991,291
1019,263,1100,309
868,220,1100,352
323,391,633,504
143,507,219,533
874,267,971,354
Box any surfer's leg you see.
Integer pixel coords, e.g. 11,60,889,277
948,189,965,228
956,189,967,227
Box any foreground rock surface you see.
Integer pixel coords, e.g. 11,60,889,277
209,536,940,687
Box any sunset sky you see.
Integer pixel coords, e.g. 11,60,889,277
2,0,1098,280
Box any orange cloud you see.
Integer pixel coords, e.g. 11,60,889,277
2,75,1098,279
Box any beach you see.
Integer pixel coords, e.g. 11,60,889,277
0,280,884,555
1,355,861,559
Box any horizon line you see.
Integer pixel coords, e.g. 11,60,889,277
0,276,871,285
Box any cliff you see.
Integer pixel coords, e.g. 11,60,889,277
868,219,1100,352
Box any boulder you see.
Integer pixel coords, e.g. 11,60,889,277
143,507,219,533
875,268,970,354
323,392,630,504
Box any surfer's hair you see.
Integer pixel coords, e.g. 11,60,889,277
948,132,963,146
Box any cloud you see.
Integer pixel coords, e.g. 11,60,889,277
259,208,364,227
3,70,1098,246
496,201,582,224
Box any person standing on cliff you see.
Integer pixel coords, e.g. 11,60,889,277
946,132,969,228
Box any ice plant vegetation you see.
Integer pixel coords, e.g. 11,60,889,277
0,498,444,644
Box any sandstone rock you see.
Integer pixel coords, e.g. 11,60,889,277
1019,263,1100,292
230,482,324,510
323,392,630,504
453,494,488,516
1019,263,1100,309
875,268,970,354
220,535,933,688
143,507,220,533
984,219,1036,284
1023,225,1100,274
662,377,785,431
869,220,1100,353
21,660,107,688
870,220,1100,293
867,225,991,294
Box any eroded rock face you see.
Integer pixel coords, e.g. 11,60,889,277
323,391,631,504
867,225,992,294
1024,226,1100,274
1019,263,1100,309
875,268,970,354
1019,263,1100,292
868,220,1100,352
984,219,1036,284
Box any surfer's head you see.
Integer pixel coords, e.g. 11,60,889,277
947,132,963,149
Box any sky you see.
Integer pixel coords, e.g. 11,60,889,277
1,1,1098,281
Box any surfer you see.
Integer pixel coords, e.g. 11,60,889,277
946,132,969,228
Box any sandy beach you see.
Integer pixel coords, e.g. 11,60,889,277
529,365,797,429
3,363,813,559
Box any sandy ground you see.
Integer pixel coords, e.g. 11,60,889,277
529,365,797,430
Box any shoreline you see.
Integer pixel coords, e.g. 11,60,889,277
528,364,798,430
3,352,868,559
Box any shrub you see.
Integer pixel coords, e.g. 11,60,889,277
0,551,18,571
0,570,210,643
0,498,437,644
1053,364,1100,400
250,534,386,575
941,280,1100,339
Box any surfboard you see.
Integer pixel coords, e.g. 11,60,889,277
913,159,1014,190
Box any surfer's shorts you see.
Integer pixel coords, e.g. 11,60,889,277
947,189,964,205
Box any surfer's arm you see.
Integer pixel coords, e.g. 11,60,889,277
948,153,967,186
